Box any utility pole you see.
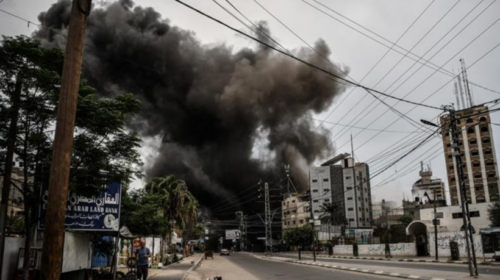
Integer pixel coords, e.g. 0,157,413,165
433,188,438,261
40,1,92,279
236,211,244,251
264,182,272,256
447,106,478,277
285,164,291,198
0,75,23,277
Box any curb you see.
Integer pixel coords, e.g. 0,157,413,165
257,255,454,280
283,253,499,266
181,255,204,280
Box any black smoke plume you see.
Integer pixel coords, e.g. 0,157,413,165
34,0,348,213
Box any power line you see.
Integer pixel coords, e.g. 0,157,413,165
304,0,500,95
328,0,496,147
371,128,440,179
174,0,442,111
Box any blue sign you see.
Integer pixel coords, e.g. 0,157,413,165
39,182,122,231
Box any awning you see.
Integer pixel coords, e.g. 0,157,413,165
406,220,433,236
480,227,500,234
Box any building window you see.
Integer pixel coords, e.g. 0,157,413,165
293,221,296,225
348,208,353,211
325,199,330,202
452,213,464,219
299,220,303,224
312,179,318,183
359,218,363,221
347,197,353,200
349,218,354,222
483,138,491,143
323,178,329,182
314,210,319,213
480,116,487,122
292,200,295,203
470,211,480,217
347,187,353,190
470,139,477,145
468,128,475,134
481,126,488,132
474,173,482,179
324,188,330,193
485,149,492,154
312,189,318,193
292,210,297,214
473,162,480,168
345,176,351,180
313,200,319,203
471,151,479,156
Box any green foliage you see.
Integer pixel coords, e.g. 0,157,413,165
488,200,500,227
399,215,413,228
172,254,179,263
120,188,167,237
282,226,313,247
6,215,25,233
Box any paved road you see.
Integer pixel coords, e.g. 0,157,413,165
272,253,500,276
212,252,397,280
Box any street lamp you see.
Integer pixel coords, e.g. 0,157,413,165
421,115,478,276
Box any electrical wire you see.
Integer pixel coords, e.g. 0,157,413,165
174,0,442,111
305,0,500,95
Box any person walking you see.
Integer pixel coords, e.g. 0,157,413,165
135,240,151,280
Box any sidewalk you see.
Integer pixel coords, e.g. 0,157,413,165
121,254,203,280
281,252,500,266
256,254,500,280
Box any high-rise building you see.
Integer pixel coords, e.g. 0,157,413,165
309,154,373,229
440,105,500,205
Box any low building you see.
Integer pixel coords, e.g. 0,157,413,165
282,193,310,230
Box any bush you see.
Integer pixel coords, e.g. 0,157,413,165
172,254,179,263
163,257,171,266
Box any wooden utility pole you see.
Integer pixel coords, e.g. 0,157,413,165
40,1,91,279
0,75,22,278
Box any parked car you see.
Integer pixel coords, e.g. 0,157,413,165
220,249,230,256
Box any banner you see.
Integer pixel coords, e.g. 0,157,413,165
39,182,122,231
225,229,241,240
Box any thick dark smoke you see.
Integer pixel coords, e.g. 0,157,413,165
34,0,348,212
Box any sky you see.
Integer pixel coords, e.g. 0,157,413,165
1,0,499,207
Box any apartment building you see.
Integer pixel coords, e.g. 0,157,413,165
440,105,500,205
282,193,311,229
309,154,373,230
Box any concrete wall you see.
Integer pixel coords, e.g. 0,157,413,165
2,237,25,280
420,203,492,233
428,231,483,258
333,243,416,257
358,243,415,256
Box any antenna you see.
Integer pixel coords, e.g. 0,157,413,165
453,81,461,110
351,134,355,165
460,58,474,107
456,71,466,109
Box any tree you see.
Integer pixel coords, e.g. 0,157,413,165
125,176,199,260
283,226,313,248
487,200,500,227
320,202,347,239
399,215,413,228
0,36,143,280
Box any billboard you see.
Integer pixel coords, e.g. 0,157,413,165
225,229,241,240
39,182,122,231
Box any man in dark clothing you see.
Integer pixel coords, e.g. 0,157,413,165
135,240,151,280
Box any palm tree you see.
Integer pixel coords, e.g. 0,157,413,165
320,202,338,243
144,176,199,258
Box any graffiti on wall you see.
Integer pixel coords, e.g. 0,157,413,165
430,232,483,256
